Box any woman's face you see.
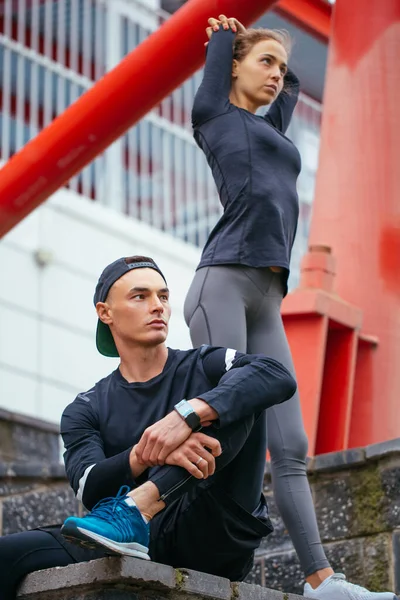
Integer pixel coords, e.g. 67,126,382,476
232,39,288,108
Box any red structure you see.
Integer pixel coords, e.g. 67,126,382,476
282,0,400,454
275,0,331,42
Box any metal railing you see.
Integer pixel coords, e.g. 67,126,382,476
0,0,322,254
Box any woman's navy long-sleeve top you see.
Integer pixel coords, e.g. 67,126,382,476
192,28,302,283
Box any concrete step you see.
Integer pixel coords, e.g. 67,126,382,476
18,556,304,600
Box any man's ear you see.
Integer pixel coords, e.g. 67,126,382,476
96,302,112,325
232,59,240,79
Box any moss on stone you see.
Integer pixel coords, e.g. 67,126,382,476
365,554,390,592
175,568,184,588
351,465,386,535
362,533,391,592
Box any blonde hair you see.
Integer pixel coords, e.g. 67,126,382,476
233,28,292,62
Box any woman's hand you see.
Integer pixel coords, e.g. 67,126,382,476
205,15,247,46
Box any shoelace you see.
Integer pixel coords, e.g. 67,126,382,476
88,485,144,540
330,574,373,600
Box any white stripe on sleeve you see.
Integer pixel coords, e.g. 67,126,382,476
225,348,237,371
76,464,96,502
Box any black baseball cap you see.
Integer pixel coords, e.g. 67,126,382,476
93,256,167,357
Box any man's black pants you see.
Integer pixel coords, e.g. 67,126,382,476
0,412,272,600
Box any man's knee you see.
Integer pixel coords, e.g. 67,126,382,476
209,412,256,448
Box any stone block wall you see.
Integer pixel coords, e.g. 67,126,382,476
0,408,81,534
0,407,60,463
248,440,400,595
1,408,400,597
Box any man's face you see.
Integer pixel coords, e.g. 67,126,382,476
97,268,171,349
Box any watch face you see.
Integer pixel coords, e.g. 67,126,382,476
174,400,201,431
182,405,193,418
176,400,192,418
186,411,201,431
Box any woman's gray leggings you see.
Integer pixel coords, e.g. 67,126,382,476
184,265,330,577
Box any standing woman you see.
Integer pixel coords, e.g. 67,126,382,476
184,14,395,600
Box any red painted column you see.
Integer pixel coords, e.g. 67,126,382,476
275,0,331,42
281,246,364,455
0,0,277,238
308,0,400,447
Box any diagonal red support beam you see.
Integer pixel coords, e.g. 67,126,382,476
0,0,279,238
275,0,332,43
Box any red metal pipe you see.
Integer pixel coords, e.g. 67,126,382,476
0,0,277,237
308,0,400,446
275,0,332,43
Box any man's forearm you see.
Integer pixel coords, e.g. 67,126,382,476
187,398,219,424
77,449,138,510
197,355,297,428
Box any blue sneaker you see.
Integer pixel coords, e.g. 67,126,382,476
61,486,150,560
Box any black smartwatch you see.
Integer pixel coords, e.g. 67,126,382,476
174,399,202,432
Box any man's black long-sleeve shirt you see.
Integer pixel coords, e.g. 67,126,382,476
61,346,296,510
192,28,302,286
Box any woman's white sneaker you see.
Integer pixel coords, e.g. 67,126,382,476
303,573,397,600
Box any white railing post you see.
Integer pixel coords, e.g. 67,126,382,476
1,0,12,162
101,0,125,212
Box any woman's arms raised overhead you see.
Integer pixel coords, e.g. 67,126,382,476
191,29,233,127
192,17,245,127
263,69,300,134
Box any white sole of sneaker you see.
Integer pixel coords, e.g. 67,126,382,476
77,527,151,560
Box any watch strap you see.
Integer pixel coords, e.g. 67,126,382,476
174,399,202,432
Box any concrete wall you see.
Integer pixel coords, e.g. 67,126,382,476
0,190,200,423
18,558,303,600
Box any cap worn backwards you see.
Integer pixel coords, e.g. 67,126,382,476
93,257,167,358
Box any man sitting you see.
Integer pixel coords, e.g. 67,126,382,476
0,255,296,600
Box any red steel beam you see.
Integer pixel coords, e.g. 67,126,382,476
0,0,278,238
275,0,332,43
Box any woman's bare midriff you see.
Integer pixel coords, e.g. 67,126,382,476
269,266,283,273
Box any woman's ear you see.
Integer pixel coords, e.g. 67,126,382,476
232,59,240,79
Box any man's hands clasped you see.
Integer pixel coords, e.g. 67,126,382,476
131,406,222,480
165,432,222,479
135,409,193,466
